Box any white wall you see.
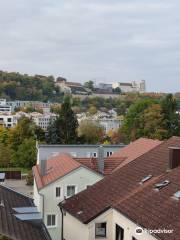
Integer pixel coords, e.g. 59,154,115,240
112,209,157,240
63,208,158,240
64,213,89,240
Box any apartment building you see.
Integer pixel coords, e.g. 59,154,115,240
31,112,57,131
0,114,17,128
0,99,13,113
59,136,180,240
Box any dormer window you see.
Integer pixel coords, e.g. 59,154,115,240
154,180,170,191
173,190,180,200
140,174,152,184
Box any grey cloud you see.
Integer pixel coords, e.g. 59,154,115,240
0,0,179,92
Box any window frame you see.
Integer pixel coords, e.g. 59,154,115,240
107,151,113,157
66,185,77,198
95,222,107,238
93,152,97,157
46,214,57,228
55,186,62,199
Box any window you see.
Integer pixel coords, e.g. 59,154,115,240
140,174,152,184
47,214,56,227
67,185,76,197
95,222,106,238
116,224,124,240
56,187,61,198
173,190,180,200
154,180,170,191
93,152,97,157
107,151,113,157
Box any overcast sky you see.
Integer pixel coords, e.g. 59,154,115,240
0,0,179,92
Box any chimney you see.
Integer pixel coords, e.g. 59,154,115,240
39,159,47,176
168,147,180,170
98,146,104,174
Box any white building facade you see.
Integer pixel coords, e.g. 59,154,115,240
31,112,57,131
0,99,13,113
112,80,146,93
0,114,17,128
33,165,103,240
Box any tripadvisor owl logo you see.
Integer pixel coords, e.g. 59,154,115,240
135,227,143,235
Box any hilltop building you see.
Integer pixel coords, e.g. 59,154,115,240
112,80,146,93
56,78,90,95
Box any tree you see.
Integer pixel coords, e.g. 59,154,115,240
46,96,78,144
78,120,105,144
0,127,9,144
9,116,45,151
11,138,36,168
8,117,44,168
88,105,97,115
161,94,180,137
84,80,94,91
140,104,167,140
0,143,11,167
122,99,155,142
107,129,124,144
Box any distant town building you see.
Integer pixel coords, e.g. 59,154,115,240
77,110,123,133
56,78,90,95
112,80,146,93
94,83,113,94
31,112,57,131
0,99,13,113
0,114,17,128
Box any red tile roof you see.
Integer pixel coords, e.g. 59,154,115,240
33,154,81,190
76,138,161,175
34,138,161,190
76,157,126,175
111,138,162,170
60,137,180,240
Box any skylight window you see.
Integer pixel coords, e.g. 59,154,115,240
173,190,180,200
140,174,152,184
154,180,170,191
